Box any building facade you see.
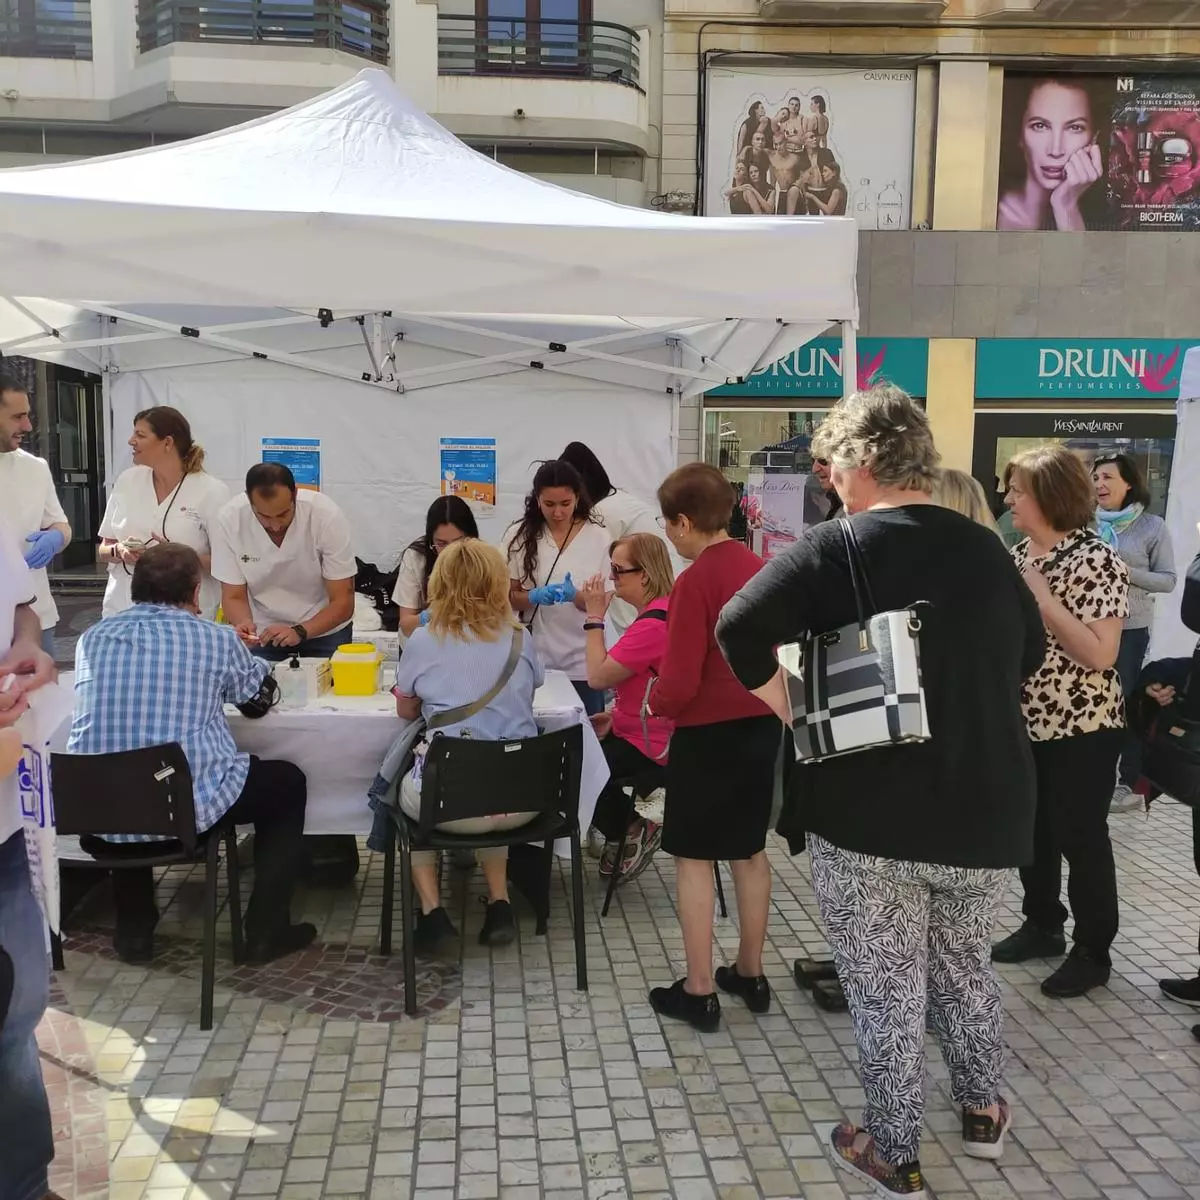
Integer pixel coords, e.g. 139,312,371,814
670,3,1200,526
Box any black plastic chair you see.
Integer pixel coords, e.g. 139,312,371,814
599,762,726,919
49,743,244,1031
379,724,587,1016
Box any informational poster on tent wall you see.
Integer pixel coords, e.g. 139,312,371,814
703,65,915,229
262,437,321,490
439,437,497,513
743,471,809,560
997,73,1200,232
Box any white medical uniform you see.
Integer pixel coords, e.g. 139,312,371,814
0,528,35,841
391,546,427,613
99,466,230,620
210,490,357,632
0,450,68,632
591,487,683,638
505,520,610,681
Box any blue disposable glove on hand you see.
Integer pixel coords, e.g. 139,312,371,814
528,584,559,606
23,529,65,569
418,609,431,627
557,573,577,603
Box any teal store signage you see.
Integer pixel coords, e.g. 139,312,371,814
708,337,929,399
976,339,1200,400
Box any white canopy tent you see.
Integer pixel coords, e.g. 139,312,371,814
0,69,859,560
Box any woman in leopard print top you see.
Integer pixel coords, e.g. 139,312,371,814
992,444,1129,1001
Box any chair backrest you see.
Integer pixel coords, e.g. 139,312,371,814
418,724,583,834
50,744,199,851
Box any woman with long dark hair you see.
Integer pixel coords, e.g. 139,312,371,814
1091,452,1176,810
505,460,610,714
393,496,480,637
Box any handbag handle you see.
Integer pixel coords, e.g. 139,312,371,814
838,518,878,652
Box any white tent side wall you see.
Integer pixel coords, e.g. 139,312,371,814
110,357,676,567
1149,349,1200,663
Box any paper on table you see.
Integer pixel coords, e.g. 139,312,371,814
16,681,76,936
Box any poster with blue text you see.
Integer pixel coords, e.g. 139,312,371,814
439,438,497,513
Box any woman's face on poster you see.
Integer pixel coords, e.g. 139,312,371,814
750,101,764,122
748,163,762,186
788,98,801,117
1021,81,1095,191
733,161,747,184
776,107,790,126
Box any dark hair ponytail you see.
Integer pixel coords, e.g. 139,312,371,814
407,495,480,591
506,460,593,584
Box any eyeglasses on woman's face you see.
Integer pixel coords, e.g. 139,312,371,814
610,563,642,579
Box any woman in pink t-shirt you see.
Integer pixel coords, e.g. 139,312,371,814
577,533,675,884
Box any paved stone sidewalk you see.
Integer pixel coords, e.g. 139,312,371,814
42,799,1200,1200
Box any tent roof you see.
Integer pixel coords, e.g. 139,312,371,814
0,69,857,323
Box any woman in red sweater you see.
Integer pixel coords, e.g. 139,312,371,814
647,463,780,1031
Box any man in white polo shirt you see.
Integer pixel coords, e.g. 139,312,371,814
0,367,72,657
0,524,57,1200
211,462,357,661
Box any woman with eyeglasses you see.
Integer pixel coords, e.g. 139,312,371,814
576,534,675,885
393,496,480,638
1091,453,1176,811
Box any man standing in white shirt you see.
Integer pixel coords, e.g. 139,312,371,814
0,527,58,1200
211,462,357,661
0,367,72,657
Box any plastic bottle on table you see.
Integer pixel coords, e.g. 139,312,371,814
275,654,309,709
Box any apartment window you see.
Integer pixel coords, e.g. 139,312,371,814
0,0,92,60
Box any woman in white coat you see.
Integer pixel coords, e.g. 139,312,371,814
98,407,230,619
559,441,679,636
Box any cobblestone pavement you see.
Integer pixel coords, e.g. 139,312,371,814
41,799,1200,1200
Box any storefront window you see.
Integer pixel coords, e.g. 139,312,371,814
972,413,1177,520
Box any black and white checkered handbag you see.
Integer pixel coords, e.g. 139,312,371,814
775,518,930,763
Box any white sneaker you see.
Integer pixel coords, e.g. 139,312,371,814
586,826,607,859
1110,784,1141,813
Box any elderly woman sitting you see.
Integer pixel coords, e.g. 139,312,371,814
392,539,544,952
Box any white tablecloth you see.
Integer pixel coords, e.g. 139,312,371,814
230,669,606,852
53,669,608,855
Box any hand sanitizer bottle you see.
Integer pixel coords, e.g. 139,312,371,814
276,654,308,709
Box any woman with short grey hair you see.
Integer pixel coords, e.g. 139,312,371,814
717,386,1046,1198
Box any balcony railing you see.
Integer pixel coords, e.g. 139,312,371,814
137,1,388,64
0,0,92,60
438,15,640,90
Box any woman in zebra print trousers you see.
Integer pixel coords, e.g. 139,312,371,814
718,386,1046,1199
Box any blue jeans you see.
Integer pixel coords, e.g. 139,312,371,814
252,623,353,663
571,681,607,717
39,628,55,659
0,832,53,1200
1116,627,1151,787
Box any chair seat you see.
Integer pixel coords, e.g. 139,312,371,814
388,807,569,852
58,831,218,869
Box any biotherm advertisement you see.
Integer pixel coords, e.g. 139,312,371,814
703,66,915,229
997,72,1200,231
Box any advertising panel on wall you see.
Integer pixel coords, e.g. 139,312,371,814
997,73,1200,232
703,65,916,229
708,336,928,399
975,338,1200,400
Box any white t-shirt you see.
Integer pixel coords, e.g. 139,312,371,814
0,528,35,842
505,519,610,679
391,545,428,612
211,489,357,631
0,449,69,630
99,466,231,620
592,488,683,639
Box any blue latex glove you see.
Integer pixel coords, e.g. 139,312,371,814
418,609,431,627
528,584,563,606
23,529,65,569
557,573,577,603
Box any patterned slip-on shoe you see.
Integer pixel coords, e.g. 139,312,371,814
826,1124,928,1199
618,819,662,886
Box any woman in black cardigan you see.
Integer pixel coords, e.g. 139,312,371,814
717,386,1045,1199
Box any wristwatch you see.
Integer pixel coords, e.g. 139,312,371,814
291,624,308,642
